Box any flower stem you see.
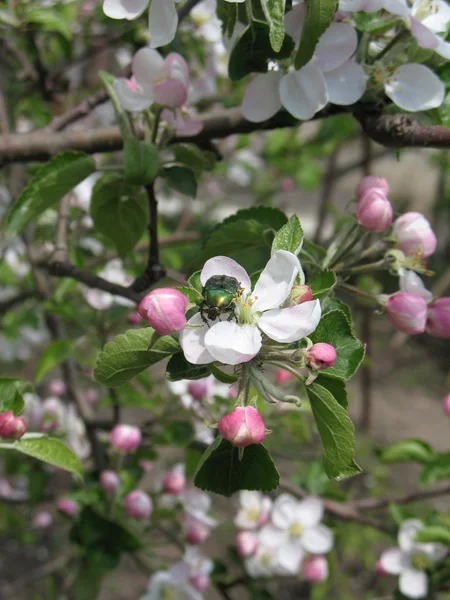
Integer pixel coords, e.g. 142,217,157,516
236,363,251,407
370,29,409,64
337,282,379,303
152,105,164,145
337,259,387,275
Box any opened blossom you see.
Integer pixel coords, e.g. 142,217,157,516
180,251,321,366
235,491,272,530
394,212,437,258
379,519,447,599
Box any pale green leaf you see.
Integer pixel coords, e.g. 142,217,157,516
35,340,72,384
295,0,339,70
261,0,286,52
271,214,304,255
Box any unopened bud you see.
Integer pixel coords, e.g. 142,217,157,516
375,560,389,577
305,343,337,370
356,176,389,199
185,520,211,545
56,498,79,517
100,470,120,493
48,379,66,396
138,288,189,335
426,297,450,339
32,511,53,529
187,379,209,401
385,293,427,335
109,424,141,453
127,312,142,326
302,556,329,583
443,395,450,418
0,412,27,440
236,531,258,557
124,490,153,520
290,285,313,305
275,369,295,385
218,406,266,448
163,465,186,495
356,189,392,233
189,574,210,592
393,212,437,258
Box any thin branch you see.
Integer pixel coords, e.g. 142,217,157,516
177,0,203,22
313,146,339,245
354,482,450,510
0,290,36,314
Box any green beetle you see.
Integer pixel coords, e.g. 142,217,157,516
199,275,241,325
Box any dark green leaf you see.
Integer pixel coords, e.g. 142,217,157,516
314,375,347,408
229,21,295,81
377,439,436,464
308,383,360,479
90,174,148,259
308,270,337,300
34,340,72,384
172,144,216,171
420,452,450,485
166,353,211,381
194,437,280,497
219,206,288,231
321,297,353,329
2,151,96,235
295,0,338,70
209,364,238,385
0,378,31,415
164,166,197,198
94,327,180,387
261,0,286,52
124,138,159,185
271,214,304,255
155,421,195,447
310,310,364,380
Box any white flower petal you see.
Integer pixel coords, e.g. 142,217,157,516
132,47,164,89
436,38,450,59
301,524,334,554
242,72,283,123
271,494,298,529
103,0,148,20
399,568,428,599
276,543,304,575
284,1,306,41
279,61,328,120
314,23,358,73
295,497,324,528
324,61,367,106
418,0,450,33
251,250,300,312
383,0,410,18
259,524,289,547
399,519,424,552
339,0,385,11
200,256,251,292
399,269,433,303
204,322,262,365
179,313,215,365
380,547,407,575
410,18,440,49
113,78,152,112
385,63,445,112
258,300,321,343
148,0,178,48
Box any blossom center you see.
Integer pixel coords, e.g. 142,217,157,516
289,522,304,537
415,0,439,22
235,290,259,326
245,507,261,523
161,586,176,600
411,552,432,571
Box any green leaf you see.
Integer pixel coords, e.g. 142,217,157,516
26,8,72,39
209,364,238,385
0,378,32,415
94,328,180,387
321,297,353,329
0,434,83,479
271,214,304,255
176,286,202,304
314,375,347,408
308,270,337,300
295,0,338,70
34,340,72,384
194,437,280,497
261,0,286,52
310,310,364,380
164,166,197,198
415,526,450,546
154,421,195,447
377,439,436,465
172,144,216,171
90,175,148,259
2,151,96,235
229,21,295,81
308,383,360,479
188,271,203,294
354,12,400,34
166,353,211,381
219,206,288,231
124,138,159,185
420,452,450,485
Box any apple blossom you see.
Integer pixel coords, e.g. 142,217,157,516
236,531,259,557
185,520,211,545
356,176,390,199
305,343,337,370
167,375,230,411
184,548,214,592
379,519,447,599
57,498,79,517
180,251,321,366
290,284,314,305
100,470,120,493
302,555,329,583
32,511,53,529
161,108,203,137
138,288,188,336
0,411,27,440
40,397,65,432
394,212,437,258
375,559,389,577
141,567,202,600
355,188,393,232
103,0,182,49
385,293,428,335
218,406,266,448
48,378,66,396
163,464,186,495
124,490,153,520
426,297,450,338
109,424,142,453
235,491,272,530
140,459,154,473
443,394,450,417
398,269,433,303
182,490,217,544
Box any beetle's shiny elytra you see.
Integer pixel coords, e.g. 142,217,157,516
199,275,241,324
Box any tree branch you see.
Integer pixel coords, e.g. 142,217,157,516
354,482,450,510
0,290,36,314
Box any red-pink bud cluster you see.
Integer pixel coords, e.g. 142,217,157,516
57,498,79,517
385,293,428,335
124,490,153,520
109,424,141,453
355,178,392,233
100,470,120,493
218,406,266,448
305,343,337,370
0,412,27,440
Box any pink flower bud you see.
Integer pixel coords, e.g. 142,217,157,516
48,379,66,396
290,285,313,305
32,511,53,529
302,556,328,583
305,343,337,370
356,176,389,199
375,559,389,577
109,424,141,453
100,470,120,493
127,312,142,326
0,478,11,498
426,297,450,339
393,212,437,258
139,459,154,473
124,490,153,520
187,379,209,401
356,189,392,233
85,388,98,405
163,467,186,495
185,520,211,545
443,395,450,418
385,293,427,335
218,406,266,448
236,531,258,557
275,369,295,385
280,177,294,192
56,498,79,517
189,574,210,592
153,79,188,109
138,288,188,336
0,412,27,440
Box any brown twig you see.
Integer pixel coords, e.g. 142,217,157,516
0,290,36,314
354,482,450,510
313,146,339,245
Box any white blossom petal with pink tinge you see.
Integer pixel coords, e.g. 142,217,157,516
399,568,428,599
385,64,445,112
379,547,407,575
204,321,262,365
414,0,450,33
294,497,324,528
324,61,367,106
132,47,164,88
410,18,440,49
301,524,334,555
179,313,215,365
258,300,321,343
251,250,300,312
398,519,424,552
284,1,306,41
399,270,433,303
148,0,178,49
200,256,251,292
279,61,328,121
276,543,304,575
114,79,152,112
103,0,148,19
314,23,358,73
242,72,283,123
